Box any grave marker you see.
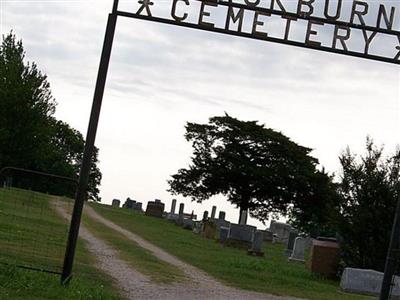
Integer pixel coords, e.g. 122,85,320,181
111,199,120,207
211,206,217,219
170,199,176,214
289,237,307,262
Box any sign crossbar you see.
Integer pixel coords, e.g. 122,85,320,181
116,10,399,65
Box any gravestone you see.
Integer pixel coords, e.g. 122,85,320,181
218,211,226,220
167,213,179,222
211,206,217,219
248,230,264,256
182,218,194,230
219,226,229,243
263,230,273,242
214,219,231,237
202,210,208,221
193,221,202,234
289,237,307,262
132,202,143,211
308,239,340,278
229,224,255,243
201,220,216,239
340,268,400,297
178,203,184,225
284,231,298,256
123,198,136,209
111,199,120,208
170,199,177,214
269,221,292,243
145,199,164,218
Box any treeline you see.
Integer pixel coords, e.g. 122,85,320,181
0,32,101,201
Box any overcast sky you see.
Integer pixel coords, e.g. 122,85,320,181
1,0,399,228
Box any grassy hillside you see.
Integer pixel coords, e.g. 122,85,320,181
0,188,121,300
91,203,373,300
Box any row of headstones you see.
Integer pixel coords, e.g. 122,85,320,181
277,226,397,299
267,221,339,273
112,198,398,298
302,237,400,298
112,198,143,211
166,199,196,228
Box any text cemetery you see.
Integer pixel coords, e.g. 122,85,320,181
116,0,400,64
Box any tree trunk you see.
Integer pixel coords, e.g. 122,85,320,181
238,207,248,224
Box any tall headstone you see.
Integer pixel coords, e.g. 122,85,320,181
178,203,184,215
239,210,248,225
170,199,177,214
211,206,217,219
218,211,226,220
178,203,184,225
284,231,298,256
203,210,209,221
289,237,307,262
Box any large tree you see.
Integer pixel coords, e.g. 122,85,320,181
168,114,332,224
0,32,101,201
336,138,400,271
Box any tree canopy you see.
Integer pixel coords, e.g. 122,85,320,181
168,114,332,223
0,32,101,200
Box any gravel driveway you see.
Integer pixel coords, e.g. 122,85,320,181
54,201,300,300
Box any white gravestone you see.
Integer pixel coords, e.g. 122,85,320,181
340,267,400,297
289,237,307,262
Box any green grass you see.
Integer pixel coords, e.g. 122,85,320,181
91,203,373,300
82,213,185,284
0,188,122,300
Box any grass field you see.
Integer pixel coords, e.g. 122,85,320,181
91,202,373,300
0,188,121,300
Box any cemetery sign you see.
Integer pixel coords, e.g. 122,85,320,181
118,0,400,64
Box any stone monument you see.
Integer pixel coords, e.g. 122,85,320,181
289,237,307,262
145,199,165,218
111,199,120,208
